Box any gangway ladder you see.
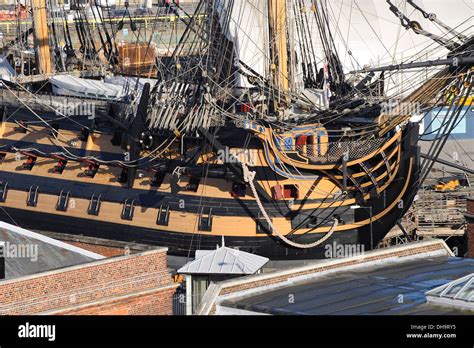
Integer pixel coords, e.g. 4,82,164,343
198,207,213,232
56,190,70,212
156,204,170,226
27,185,39,207
0,181,8,202
88,194,102,216
121,199,135,221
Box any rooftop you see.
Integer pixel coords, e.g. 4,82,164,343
426,273,474,311
221,255,474,315
0,221,104,280
178,239,269,275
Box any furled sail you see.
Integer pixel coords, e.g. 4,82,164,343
214,0,270,89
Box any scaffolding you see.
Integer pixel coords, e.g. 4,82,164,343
383,184,473,248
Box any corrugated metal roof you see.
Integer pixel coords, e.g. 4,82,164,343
178,243,269,275
222,256,474,315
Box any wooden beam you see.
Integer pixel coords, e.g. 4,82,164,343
268,0,289,99
32,0,52,75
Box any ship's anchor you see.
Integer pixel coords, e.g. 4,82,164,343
241,163,338,249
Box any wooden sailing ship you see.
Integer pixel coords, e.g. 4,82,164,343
0,0,472,258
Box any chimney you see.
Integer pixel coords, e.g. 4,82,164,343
0,241,5,279
465,197,474,258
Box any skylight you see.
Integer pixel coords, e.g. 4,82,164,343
426,273,474,311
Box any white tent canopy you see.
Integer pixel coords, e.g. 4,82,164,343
50,75,127,100
0,57,17,82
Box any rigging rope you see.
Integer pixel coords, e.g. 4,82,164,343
241,162,338,249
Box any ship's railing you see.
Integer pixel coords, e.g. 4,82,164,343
172,289,187,316
292,138,387,164
172,289,208,316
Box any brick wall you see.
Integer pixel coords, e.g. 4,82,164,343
55,286,177,315
65,241,128,258
467,221,474,258
40,232,154,258
0,249,177,315
467,198,474,215
466,198,474,258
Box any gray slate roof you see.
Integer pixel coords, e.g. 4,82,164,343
178,242,269,275
0,221,104,280
222,256,474,315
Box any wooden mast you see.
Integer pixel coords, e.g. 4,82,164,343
268,0,289,111
32,0,52,75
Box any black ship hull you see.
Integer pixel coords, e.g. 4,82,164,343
0,137,419,259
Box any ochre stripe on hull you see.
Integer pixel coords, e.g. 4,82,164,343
0,158,413,238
